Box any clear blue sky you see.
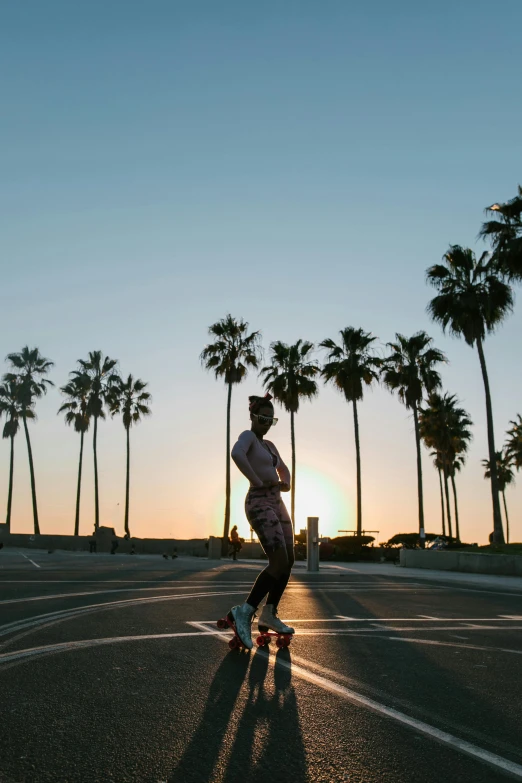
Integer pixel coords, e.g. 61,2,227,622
1,1,521,543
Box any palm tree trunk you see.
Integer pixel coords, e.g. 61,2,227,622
124,426,131,538
450,473,460,541
412,403,425,548
6,435,15,531
353,399,362,537
74,431,84,536
443,466,453,539
93,415,100,531
290,410,296,527
222,382,232,555
438,467,446,536
476,337,504,543
502,490,510,545
22,411,40,535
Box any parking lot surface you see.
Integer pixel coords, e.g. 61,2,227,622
1,549,521,783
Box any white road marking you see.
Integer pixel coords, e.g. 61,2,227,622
17,552,40,569
0,583,437,605
198,617,522,624
0,586,249,606
0,631,213,664
419,615,439,619
192,620,522,647
284,626,522,635
189,621,522,779
382,637,522,655
0,590,245,640
499,615,522,620
2,575,424,587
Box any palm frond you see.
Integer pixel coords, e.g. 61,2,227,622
382,332,445,410
426,245,514,346
200,315,262,386
320,327,380,403
260,339,319,413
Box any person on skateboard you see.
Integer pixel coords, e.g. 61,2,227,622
227,392,294,649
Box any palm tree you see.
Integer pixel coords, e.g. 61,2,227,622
430,451,446,536
382,332,446,547
320,327,381,537
3,347,54,534
200,315,262,554
420,398,453,538
427,245,514,543
110,375,152,538
0,379,34,531
505,415,522,471
483,452,515,544
449,454,466,543
58,374,92,536
480,186,522,281
419,392,472,541
260,340,320,526
74,352,120,531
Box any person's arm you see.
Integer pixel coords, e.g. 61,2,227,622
267,441,291,490
231,431,264,487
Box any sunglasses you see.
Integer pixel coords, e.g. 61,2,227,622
253,413,278,426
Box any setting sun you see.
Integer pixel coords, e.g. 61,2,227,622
226,466,352,541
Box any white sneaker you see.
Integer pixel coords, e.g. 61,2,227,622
258,604,294,634
229,603,255,649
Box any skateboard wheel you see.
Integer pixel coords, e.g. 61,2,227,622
264,634,272,645
276,637,285,649
217,618,227,629
229,637,239,650
256,635,265,647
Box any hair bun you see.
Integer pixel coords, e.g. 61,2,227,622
248,393,274,414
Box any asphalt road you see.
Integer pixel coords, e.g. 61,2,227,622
1,549,521,783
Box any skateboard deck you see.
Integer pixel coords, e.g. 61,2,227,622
216,614,294,650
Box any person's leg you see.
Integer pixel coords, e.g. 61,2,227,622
266,543,294,610
245,546,288,609
230,489,288,648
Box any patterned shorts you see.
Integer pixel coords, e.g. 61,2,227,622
245,487,294,553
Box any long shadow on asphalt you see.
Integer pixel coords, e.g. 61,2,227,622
169,647,308,783
325,589,522,763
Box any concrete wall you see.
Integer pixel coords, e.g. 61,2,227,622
0,529,266,559
400,549,522,577
0,530,208,557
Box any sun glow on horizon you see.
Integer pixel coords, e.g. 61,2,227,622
217,465,352,541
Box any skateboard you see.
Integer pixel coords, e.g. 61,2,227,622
216,613,293,650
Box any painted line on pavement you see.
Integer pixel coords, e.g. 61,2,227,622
384,636,522,655
0,631,213,665
193,619,522,647
0,580,429,585
289,625,522,635
0,590,244,641
197,616,522,624
189,621,522,779
0,586,446,606
17,552,40,569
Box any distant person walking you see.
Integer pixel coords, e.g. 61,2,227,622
229,525,242,560
89,529,97,553
226,393,294,649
